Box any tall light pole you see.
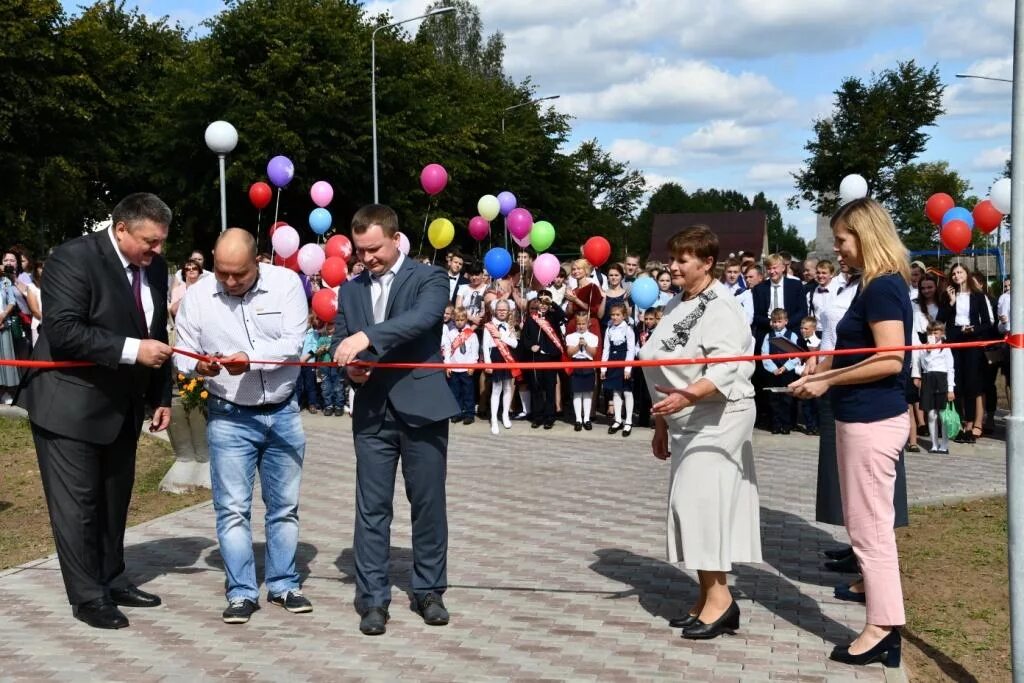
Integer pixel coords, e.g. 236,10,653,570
502,95,561,134
372,6,456,204
204,121,238,233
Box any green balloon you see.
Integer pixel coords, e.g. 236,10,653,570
530,220,555,252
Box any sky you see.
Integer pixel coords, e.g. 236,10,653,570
63,0,1016,244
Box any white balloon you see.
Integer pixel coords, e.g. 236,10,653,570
271,225,300,259
838,174,869,204
396,231,411,255
204,120,238,154
991,177,1012,214
297,243,326,276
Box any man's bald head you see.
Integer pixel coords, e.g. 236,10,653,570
214,228,260,296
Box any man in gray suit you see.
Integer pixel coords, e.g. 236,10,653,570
332,204,460,636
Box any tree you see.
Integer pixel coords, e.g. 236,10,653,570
416,0,504,81
753,192,807,257
631,182,688,259
790,60,945,215
888,162,973,251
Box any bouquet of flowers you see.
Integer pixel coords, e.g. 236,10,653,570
176,373,209,415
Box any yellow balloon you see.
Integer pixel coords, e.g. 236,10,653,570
428,218,455,250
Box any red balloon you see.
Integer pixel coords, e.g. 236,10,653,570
582,236,612,268
321,256,349,287
311,288,338,322
925,193,955,226
249,182,273,210
972,199,1003,234
325,234,353,260
273,252,300,271
940,219,973,254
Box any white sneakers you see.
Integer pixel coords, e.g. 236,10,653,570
490,421,500,435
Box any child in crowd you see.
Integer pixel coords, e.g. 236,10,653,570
523,292,566,429
722,258,753,326
483,299,519,435
443,307,479,425
798,315,821,435
298,313,323,414
442,304,456,331
509,305,531,420
761,308,803,434
566,309,599,431
807,259,837,324
913,321,956,454
316,321,345,416
633,307,660,428
600,304,636,437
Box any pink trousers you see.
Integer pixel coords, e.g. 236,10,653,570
835,414,908,626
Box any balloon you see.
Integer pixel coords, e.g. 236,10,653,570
506,208,533,239
582,236,611,268
630,275,659,309
273,252,300,271
530,220,555,252
420,164,448,196
427,218,455,249
512,232,531,249
397,232,410,255
468,216,490,241
838,174,869,204
483,247,513,279
269,220,289,237
478,195,500,221
297,243,326,276
267,155,295,188
309,207,332,235
497,191,517,216
973,199,1003,234
941,220,972,254
271,225,300,258
310,180,334,207
311,288,338,322
321,256,348,287
249,182,272,210
533,253,560,286
941,206,974,229
925,193,955,225
991,177,1012,214
325,234,352,260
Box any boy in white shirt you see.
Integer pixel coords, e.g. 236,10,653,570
798,316,821,435
442,308,480,425
722,258,753,326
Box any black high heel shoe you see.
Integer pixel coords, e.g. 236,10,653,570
668,613,699,629
681,601,739,640
824,552,860,573
824,545,854,560
830,629,901,668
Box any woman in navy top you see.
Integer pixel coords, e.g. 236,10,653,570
791,198,911,669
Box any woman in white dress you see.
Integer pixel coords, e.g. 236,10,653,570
638,225,761,640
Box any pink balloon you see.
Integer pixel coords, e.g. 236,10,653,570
271,225,299,258
297,243,326,276
512,232,531,248
397,231,411,255
310,181,334,208
507,208,533,239
420,163,448,196
533,253,560,287
468,216,490,241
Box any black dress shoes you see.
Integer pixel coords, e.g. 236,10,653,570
668,613,699,629
824,552,860,574
830,629,901,668
110,585,162,608
681,601,740,640
359,606,389,636
75,598,129,629
824,545,854,560
834,583,866,603
415,592,450,626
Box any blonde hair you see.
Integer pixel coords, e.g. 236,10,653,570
572,258,591,273
830,198,910,289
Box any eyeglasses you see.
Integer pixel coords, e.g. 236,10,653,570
184,268,199,273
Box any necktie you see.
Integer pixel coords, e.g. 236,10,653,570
772,284,780,310
817,287,829,293
128,264,147,335
373,271,394,324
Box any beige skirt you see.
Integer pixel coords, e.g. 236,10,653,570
666,401,762,571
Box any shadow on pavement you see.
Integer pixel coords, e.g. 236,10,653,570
123,536,217,587
206,541,319,585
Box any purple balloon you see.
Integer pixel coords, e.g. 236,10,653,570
497,191,517,216
267,155,295,188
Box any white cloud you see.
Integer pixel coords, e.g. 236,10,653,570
958,121,1011,141
609,139,680,167
972,146,1010,172
923,0,1013,58
681,120,763,154
746,162,800,188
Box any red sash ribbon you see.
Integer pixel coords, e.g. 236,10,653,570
485,322,522,380
447,325,477,358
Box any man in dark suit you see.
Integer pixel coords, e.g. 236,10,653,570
16,193,175,629
332,204,460,636
751,254,808,341
445,250,468,305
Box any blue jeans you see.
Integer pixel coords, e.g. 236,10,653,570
319,367,346,409
295,366,320,408
207,396,306,602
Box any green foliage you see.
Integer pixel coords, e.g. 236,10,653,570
889,162,974,251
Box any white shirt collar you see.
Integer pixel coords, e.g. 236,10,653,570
107,225,131,270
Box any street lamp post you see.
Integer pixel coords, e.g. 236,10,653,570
502,95,561,134
956,73,1014,83
372,6,455,204
204,121,238,233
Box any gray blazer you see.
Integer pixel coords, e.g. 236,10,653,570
332,257,459,432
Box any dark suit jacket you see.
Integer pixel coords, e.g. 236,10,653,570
752,278,808,340
447,272,468,305
332,256,459,432
937,292,997,342
16,231,172,444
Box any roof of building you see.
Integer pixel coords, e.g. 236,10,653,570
648,211,768,263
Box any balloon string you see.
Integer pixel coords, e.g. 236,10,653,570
255,209,262,251
417,196,433,257
272,189,282,261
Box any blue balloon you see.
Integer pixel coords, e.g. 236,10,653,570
483,247,512,279
630,275,659,309
309,208,332,235
941,206,974,229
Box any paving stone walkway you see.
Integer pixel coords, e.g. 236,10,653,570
0,413,1007,681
